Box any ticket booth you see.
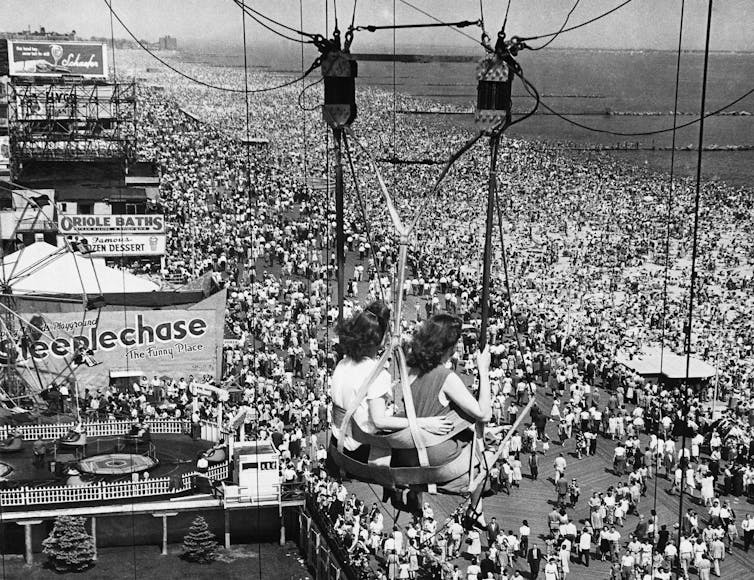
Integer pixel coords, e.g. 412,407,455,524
109,369,145,392
229,441,279,502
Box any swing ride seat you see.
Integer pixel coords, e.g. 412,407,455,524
0,436,23,453
204,446,228,464
328,437,475,491
329,404,482,492
57,432,87,449
327,117,517,496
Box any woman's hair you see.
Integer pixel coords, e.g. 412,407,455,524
405,313,463,375
335,301,390,361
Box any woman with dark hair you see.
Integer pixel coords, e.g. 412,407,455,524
329,302,453,465
391,313,492,497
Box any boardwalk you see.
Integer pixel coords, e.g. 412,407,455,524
261,198,754,578
341,389,754,579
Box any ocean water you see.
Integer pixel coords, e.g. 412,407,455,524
184,47,754,188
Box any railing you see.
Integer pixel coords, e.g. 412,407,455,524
0,419,190,441
302,496,367,580
280,481,306,502
0,461,233,508
298,510,349,580
206,461,229,481
199,420,222,443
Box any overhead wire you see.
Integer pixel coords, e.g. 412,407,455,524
523,84,754,137
508,67,540,128
518,0,635,42
353,20,480,32
231,0,320,41
108,0,117,79
341,135,386,304
106,4,136,569
652,3,686,554
676,0,714,561
104,0,319,93
350,0,358,29
502,0,513,35
239,2,264,577
298,77,324,112
528,0,582,51
396,0,488,50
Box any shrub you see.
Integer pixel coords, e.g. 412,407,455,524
42,515,96,573
182,515,219,563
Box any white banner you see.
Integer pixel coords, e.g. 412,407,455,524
58,214,165,235
59,233,166,256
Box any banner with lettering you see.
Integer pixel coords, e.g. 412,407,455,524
58,214,166,235
8,290,226,390
8,41,108,79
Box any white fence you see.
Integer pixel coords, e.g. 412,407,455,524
199,420,222,443
0,461,232,508
0,419,190,441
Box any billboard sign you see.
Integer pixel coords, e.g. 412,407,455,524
9,290,227,384
58,214,165,235
59,233,167,256
8,41,108,79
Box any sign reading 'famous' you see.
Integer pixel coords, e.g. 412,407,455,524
8,41,108,79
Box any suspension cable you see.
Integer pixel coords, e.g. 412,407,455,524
502,0,513,36
108,0,118,79
397,0,489,50
231,0,319,43
518,0,634,42
528,0,582,51
105,0,320,93
654,1,685,561
524,82,754,138
353,19,480,32
341,133,386,304
676,0,714,565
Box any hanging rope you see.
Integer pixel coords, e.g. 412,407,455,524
675,0,714,560
527,0,582,51
653,2,685,567
341,134,387,304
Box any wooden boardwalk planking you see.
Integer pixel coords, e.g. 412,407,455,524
262,203,754,577
340,388,754,579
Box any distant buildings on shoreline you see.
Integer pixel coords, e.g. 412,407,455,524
0,27,178,51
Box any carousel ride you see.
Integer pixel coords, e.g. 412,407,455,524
0,185,165,482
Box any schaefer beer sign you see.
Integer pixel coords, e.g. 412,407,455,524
8,41,108,79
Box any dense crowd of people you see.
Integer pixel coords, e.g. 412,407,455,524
71,50,754,579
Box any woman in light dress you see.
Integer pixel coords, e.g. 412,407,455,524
465,528,482,559
700,474,715,506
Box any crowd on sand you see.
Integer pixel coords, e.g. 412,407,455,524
46,51,754,579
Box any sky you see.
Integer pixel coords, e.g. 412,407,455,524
1,0,752,53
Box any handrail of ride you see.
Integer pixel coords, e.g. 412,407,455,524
0,460,234,508
468,396,537,493
0,419,190,441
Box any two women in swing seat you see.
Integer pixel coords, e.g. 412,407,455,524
328,301,455,466
329,301,493,517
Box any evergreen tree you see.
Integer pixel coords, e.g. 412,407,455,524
42,515,96,573
182,515,219,563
